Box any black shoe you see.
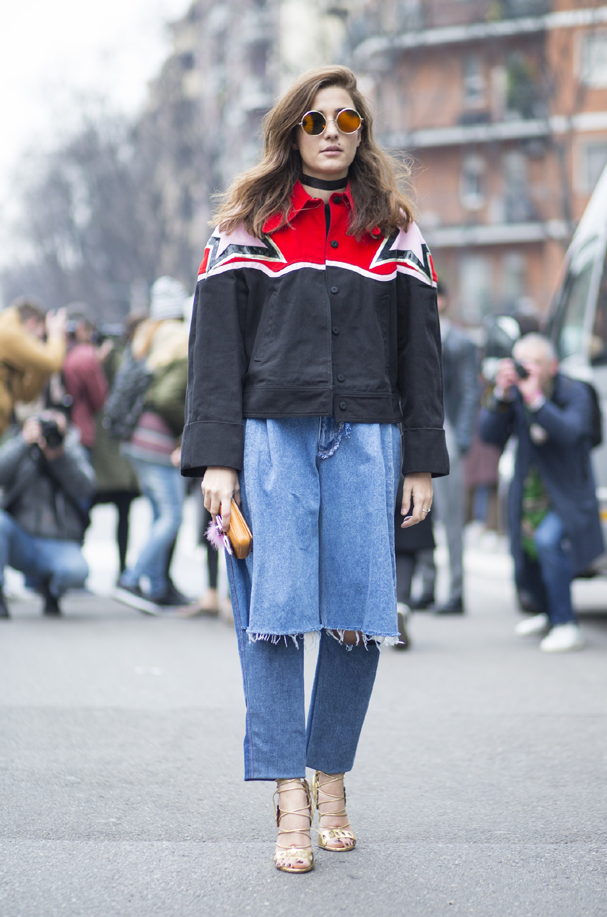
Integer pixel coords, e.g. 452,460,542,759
433,596,465,615
159,580,193,607
0,589,10,618
409,592,435,611
41,583,62,616
393,604,411,651
114,581,163,616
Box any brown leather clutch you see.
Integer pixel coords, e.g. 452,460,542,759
227,499,253,559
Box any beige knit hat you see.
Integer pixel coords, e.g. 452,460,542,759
149,276,187,321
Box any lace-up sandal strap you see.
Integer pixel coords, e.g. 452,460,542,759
273,778,314,829
313,772,349,817
273,778,315,873
312,771,356,853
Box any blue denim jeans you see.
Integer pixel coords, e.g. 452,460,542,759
235,417,401,640
121,459,184,597
515,511,576,626
228,564,381,780
0,510,88,597
225,417,399,780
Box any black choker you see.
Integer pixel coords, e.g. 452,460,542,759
301,173,348,191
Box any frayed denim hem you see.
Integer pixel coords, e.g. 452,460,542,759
246,626,399,650
246,631,307,648
325,628,399,651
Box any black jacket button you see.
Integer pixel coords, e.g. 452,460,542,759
333,195,342,204
332,327,339,335
330,286,338,294
330,240,338,249
337,373,345,382
339,401,347,410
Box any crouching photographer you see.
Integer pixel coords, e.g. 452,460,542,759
0,411,96,617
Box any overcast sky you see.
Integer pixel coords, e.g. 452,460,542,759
1,0,192,207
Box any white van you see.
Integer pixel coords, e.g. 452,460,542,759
547,163,607,569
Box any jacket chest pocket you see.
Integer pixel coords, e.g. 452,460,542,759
252,291,278,364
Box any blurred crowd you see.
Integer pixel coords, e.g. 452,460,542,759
0,278,603,654
0,279,221,621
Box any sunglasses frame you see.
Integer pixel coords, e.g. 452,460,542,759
298,108,364,136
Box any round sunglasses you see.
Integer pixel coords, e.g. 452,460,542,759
299,108,363,136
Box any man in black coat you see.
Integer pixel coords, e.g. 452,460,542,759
479,334,604,652
0,411,96,617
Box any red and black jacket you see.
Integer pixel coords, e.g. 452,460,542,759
181,181,448,478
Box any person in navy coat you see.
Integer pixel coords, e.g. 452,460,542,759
479,334,604,653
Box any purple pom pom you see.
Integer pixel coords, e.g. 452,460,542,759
205,515,234,555
206,517,225,552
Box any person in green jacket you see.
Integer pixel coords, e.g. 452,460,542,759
91,331,142,578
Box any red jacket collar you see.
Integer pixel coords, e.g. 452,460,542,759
262,180,354,234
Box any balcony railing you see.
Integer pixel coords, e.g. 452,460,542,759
379,110,607,151
421,219,568,248
348,0,552,40
351,3,607,65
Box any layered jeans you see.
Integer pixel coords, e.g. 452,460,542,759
515,511,576,626
226,417,400,780
0,510,88,597
121,459,184,597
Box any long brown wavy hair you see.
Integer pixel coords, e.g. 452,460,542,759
213,66,417,240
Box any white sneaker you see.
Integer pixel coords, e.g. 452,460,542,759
539,623,584,653
515,613,549,637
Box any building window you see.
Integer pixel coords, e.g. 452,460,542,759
459,255,492,324
460,154,486,210
502,150,534,222
505,52,539,119
554,237,600,361
463,54,485,108
502,252,526,308
580,142,607,194
580,30,607,88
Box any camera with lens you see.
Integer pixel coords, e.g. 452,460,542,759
39,417,65,449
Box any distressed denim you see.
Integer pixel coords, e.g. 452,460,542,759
121,459,185,597
515,511,576,626
0,510,88,597
234,416,401,640
225,416,399,780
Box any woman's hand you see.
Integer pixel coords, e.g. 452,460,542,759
201,467,240,532
400,472,433,529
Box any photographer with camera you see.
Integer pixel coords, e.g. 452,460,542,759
479,333,604,652
0,298,67,435
0,410,96,618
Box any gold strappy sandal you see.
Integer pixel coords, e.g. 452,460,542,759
273,778,315,873
312,771,357,852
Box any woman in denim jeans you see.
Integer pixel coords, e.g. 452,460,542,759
181,66,449,873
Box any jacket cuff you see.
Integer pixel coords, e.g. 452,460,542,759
402,428,450,478
180,421,244,477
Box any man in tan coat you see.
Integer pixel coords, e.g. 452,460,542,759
0,299,67,435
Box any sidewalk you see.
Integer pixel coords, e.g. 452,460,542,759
2,505,607,916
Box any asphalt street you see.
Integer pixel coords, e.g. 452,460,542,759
1,500,607,917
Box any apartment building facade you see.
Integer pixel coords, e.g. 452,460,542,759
138,0,351,285
352,0,607,323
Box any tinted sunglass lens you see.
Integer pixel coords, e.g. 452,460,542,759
301,111,325,135
337,109,361,133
